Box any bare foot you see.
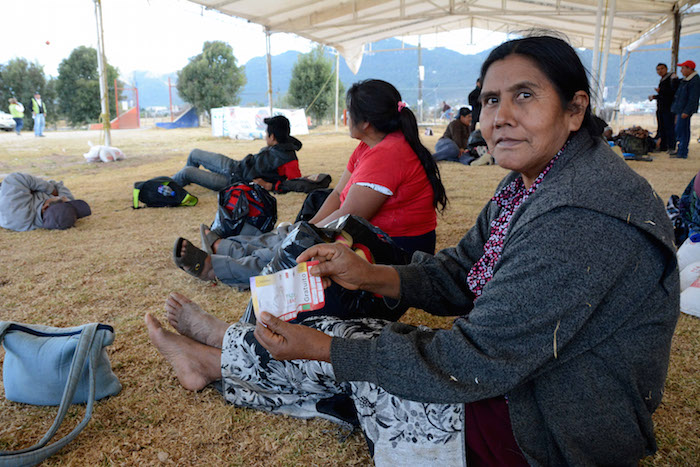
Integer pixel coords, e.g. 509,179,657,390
145,313,221,391
165,292,229,348
180,239,216,281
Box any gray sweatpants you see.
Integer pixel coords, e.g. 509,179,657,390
210,224,294,289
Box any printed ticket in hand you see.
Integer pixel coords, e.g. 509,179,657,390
249,261,325,322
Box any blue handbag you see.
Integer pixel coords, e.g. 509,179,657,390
0,322,122,467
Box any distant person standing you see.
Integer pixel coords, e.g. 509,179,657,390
440,100,453,120
31,92,46,137
649,63,678,152
8,98,24,135
670,60,700,158
468,78,481,131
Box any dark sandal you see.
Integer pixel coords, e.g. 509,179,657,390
173,237,209,279
199,224,220,255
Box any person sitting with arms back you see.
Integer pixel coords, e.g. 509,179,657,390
0,172,91,231
147,33,679,466
174,79,447,288
172,115,302,192
433,107,473,164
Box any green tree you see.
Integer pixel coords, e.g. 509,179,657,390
0,58,56,129
288,46,344,123
55,46,121,126
177,41,246,116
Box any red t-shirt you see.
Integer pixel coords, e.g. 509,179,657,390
340,131,436,237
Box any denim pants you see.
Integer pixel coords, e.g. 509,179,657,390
13,118,23,134
33,113,45,136
675,114,692,158
433,138,461,162
172,149,237,191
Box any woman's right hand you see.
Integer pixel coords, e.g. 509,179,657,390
297,243,373,291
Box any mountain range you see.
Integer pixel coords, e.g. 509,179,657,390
129,35,700,110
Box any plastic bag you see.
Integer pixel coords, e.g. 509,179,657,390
210,183,277,238
677,237,700,272
83,142,125,162
241,215,412,324
680,261,700,292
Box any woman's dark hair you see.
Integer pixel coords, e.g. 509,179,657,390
479,33,598,137
346,79,447,212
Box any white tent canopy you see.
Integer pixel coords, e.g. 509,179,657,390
187,0,700,73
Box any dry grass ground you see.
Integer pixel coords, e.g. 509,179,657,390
0,121,698,466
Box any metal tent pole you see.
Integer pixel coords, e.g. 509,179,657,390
335,51,339,131
614,48,630,128
93,0,111,146
417,36,423,122
591,0,604,113
265,27,273,116
599,0,616,115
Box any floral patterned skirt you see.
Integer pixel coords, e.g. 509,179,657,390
220,316,466,466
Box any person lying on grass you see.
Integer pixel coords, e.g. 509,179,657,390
173,79,447,288
147,34,679,466
0,172,91,231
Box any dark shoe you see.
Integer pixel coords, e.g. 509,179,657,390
670,154,688,159
668,151,678,155
173,237,211,280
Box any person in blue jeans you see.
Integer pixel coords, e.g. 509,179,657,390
670,60,700,158
433,107,473,164
31,92,46,137
172,115,302,192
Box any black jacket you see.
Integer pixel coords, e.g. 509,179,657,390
231,136,302,184
655,73,679,113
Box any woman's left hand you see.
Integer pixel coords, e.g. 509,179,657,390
254,312,332,362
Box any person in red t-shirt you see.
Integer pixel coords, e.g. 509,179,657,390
308,79,447,255
174,80,447,286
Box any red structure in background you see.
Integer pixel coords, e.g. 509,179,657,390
89,81,140,130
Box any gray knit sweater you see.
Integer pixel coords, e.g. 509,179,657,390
330,131,680,466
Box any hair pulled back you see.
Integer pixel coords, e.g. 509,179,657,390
346,79,447,211
479,33,598,137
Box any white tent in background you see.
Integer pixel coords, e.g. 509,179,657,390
181,0,700,126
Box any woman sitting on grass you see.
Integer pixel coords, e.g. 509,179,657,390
148,34,679,465
174,79,448,288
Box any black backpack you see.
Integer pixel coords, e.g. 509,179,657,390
210,183,277,237
133,176,198,208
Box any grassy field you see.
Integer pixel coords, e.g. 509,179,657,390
0,122,698,465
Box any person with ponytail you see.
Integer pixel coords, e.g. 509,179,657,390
308,79,447,254
175,79,447,287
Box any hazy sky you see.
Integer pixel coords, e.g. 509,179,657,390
2,0,505,80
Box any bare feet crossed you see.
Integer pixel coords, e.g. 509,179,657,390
165,292,229,348
145,313,222,391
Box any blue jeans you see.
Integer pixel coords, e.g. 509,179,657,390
172,149,236,191
33,113,45,136
13,118,23,134
675,114,691,158
433,138,461,162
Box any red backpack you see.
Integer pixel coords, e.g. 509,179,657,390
210,183,277,237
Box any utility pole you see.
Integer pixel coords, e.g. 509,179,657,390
93,0,111,146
